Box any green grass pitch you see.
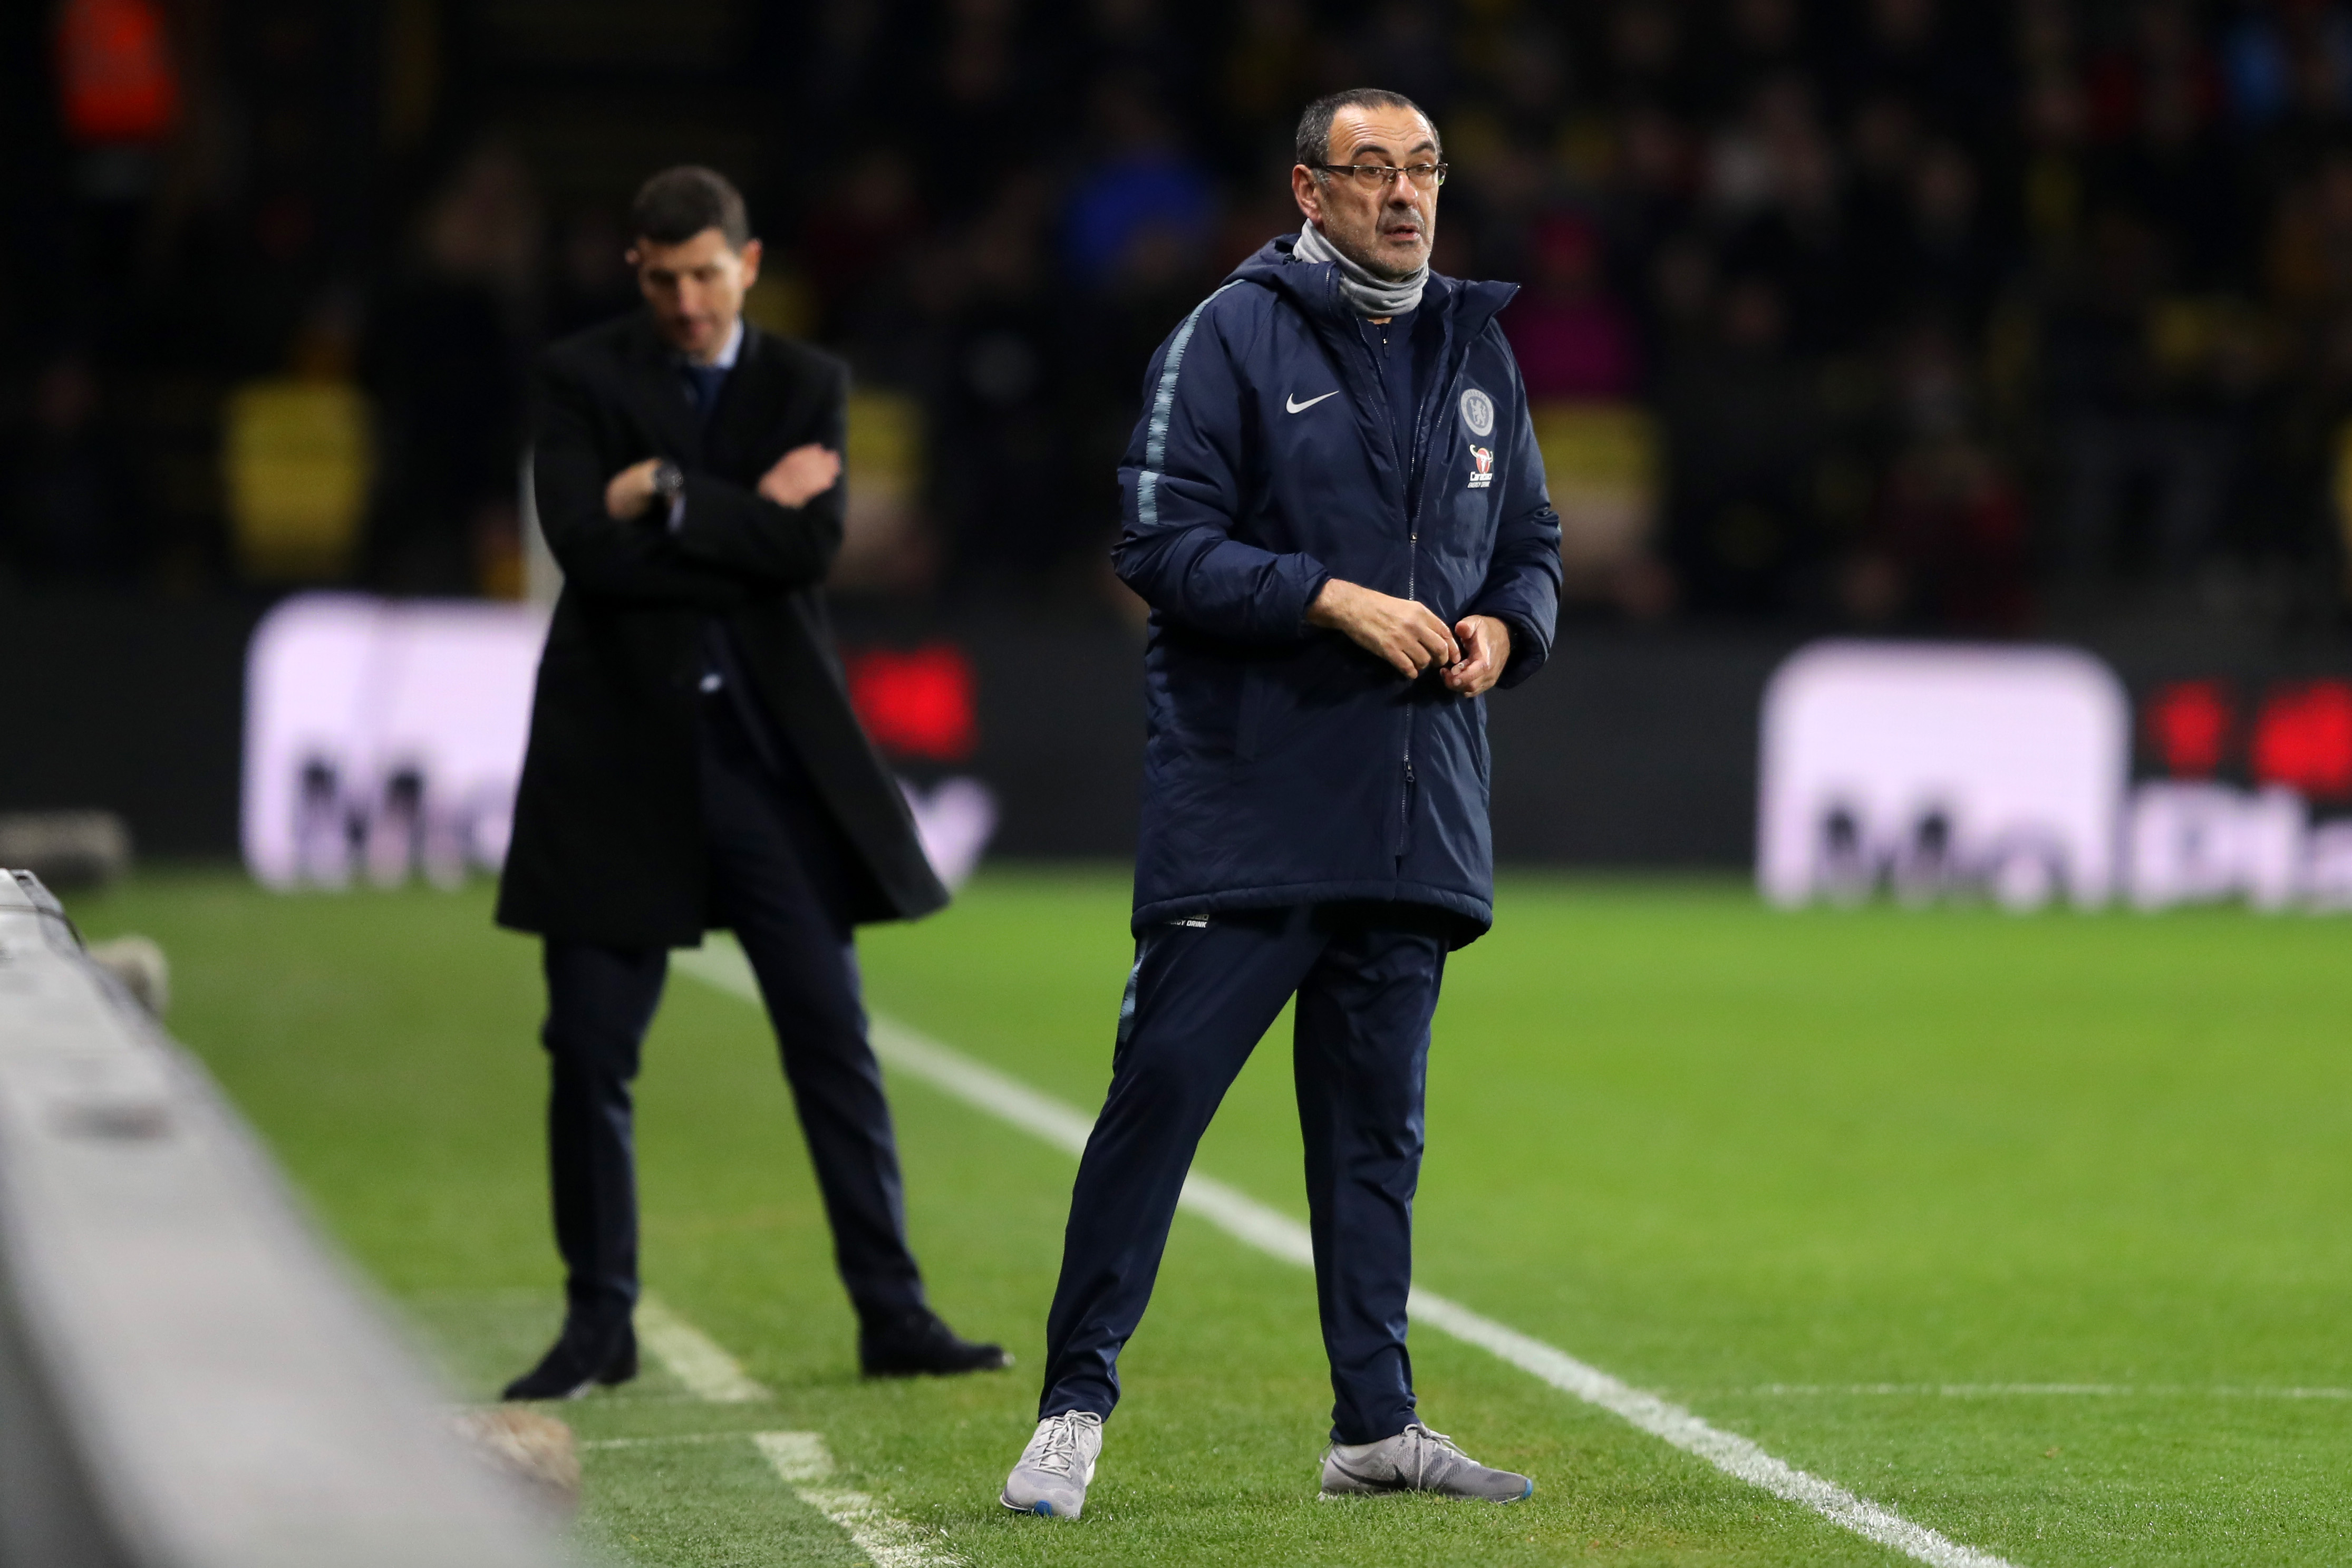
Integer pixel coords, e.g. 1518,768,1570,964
62,867,2352,1565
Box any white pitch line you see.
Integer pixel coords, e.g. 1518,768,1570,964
757,1431,963,1568
673,937,2020,1568
636,1293,771,1402
595,1296,951,1567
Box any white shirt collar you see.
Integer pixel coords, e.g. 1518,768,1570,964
686,317,744,371
714,317,744,369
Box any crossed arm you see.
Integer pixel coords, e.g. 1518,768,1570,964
603,444,840,520
531,361,846,605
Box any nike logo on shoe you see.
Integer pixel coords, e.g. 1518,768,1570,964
1286,390,1340,413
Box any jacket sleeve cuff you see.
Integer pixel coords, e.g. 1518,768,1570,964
1490,611,1545,686
1293,564,1335,636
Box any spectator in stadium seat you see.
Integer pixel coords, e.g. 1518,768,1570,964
1656,272,1825,612
493,166,1007,1400
5,352,136,584
1504,214,1639,401
1061,81,1216,291
2044,207,2233,584
1001,88,1560,1521
362,143,540,595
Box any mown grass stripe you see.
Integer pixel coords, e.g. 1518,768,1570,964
674,936,2023,1568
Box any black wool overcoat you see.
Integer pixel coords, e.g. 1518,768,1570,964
495,313,948,947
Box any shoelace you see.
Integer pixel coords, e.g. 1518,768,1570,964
1398,1422,1466,1488
1027,1415,1093,1477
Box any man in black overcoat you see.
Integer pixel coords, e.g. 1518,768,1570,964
496,166,1006,1398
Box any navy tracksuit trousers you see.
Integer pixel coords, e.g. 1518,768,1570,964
1038,904,1450,1445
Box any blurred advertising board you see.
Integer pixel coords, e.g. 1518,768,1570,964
242,595,546,888
1758,642,2130,909
1759,641,2352,912
239,594,994,891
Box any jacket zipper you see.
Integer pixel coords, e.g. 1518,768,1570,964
1401,331,1477,858
1373,305,1464,861
1382,324,1418,858
1402,518,1417,853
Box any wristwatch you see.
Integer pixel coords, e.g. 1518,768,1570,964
650,460,685,504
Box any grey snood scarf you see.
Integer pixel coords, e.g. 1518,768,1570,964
1293,219,1428,317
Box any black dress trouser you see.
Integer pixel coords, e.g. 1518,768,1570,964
1037,904,1449,1445
539,688,926,1327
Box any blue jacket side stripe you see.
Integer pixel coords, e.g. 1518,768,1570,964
1137,280,1244,528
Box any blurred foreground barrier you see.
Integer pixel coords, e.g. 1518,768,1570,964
0,870,562,1568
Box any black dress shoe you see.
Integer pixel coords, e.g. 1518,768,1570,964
858,1308,1012,1378
502,1317,636,1400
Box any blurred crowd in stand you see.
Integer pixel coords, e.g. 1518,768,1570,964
13,0,2352,635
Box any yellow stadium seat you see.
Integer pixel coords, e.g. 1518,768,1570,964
1529,400,1659,586
223,379,375,581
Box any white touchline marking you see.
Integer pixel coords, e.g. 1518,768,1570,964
576,1430,958,1566
756,1431,963,1568
674,937,2022,1568
636,1292,771,1402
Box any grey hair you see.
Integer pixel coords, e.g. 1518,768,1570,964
1294,88,1437,175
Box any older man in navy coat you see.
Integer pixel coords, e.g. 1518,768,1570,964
1001,90,1562,1518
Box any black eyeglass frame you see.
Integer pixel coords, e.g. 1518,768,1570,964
1309,161,1451,189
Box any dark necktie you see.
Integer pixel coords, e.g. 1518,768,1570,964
681,363,728,427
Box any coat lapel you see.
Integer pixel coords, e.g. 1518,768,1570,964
621,314,706,465
704,328,783,474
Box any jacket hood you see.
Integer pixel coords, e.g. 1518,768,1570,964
1225,234,1519,340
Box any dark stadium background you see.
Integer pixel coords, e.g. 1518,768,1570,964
11,0,2352,864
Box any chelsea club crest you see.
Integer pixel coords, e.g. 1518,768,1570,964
1459,387,1495,437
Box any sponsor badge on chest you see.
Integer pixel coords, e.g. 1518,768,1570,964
1460,388,1497,489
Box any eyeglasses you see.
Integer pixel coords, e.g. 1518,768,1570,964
1312,161,1449,190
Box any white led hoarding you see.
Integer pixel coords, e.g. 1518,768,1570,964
1757,642,2132,909
242,594,548,888
241,593,996,892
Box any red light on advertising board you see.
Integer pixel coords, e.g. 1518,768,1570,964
2251,681,2352,800
2143,680,2233,777
844,644,979,762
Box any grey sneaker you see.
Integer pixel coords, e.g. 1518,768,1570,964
1320,1420,1533,1502
1001,1411,1105,1518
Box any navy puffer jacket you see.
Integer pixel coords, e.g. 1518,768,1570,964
1114,236,1562,943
